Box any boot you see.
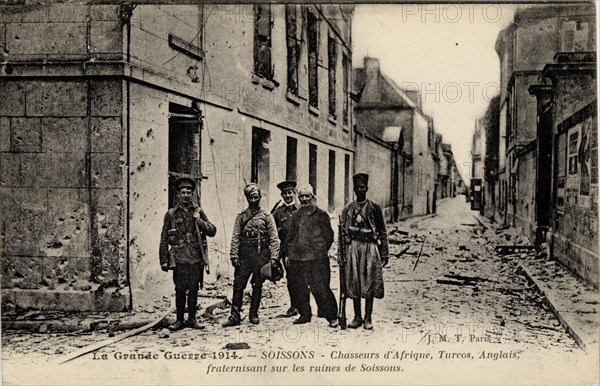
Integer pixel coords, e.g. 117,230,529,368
348,298,363,329
249,283,262,324
363,299,374,330
293,315,311,324
187,292,203,329
169,292,187,331
222,305,241,328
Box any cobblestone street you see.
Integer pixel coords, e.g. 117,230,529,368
3,197,597,385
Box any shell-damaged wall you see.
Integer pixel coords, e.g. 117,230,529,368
0,4,128,311
0,78,128,311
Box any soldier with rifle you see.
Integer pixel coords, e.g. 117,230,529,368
159,175,217,331
339,173,389,330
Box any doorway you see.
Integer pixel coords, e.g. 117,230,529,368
168,103,202,209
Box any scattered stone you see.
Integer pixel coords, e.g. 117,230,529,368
225,342,250,350
73,283,92,291
38,323,48,333
158,329,170,339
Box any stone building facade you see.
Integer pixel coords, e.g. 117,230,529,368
0,4,355,311
530,51,597,287
494,4,596,242
354,57,437,220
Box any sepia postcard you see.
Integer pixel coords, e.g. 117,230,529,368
1,1,598,385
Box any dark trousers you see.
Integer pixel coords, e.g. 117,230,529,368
284,258,298,310
231,244,269,317
172,262,202,321
289,258,338,321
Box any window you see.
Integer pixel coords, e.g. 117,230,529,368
328,33,337,119
309,143,318,192
254,4,272,80
285,5,300,96
307,10,319,108
328,150,336,211
344,154,350,205
568,130,579,175
286,136,298,181
342,53,350,126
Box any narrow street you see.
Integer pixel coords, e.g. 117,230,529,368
3,196,596,385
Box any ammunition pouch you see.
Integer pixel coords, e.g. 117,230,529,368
168,249,177,270
167,228,179,246
348,226,377,243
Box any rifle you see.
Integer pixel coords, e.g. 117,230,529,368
195,187,210,275
338,216,347,330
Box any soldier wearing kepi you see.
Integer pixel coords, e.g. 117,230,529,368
339,173,389,330
222,183,280,327
159,176,217,331
286,185,338,327
271,180,299,317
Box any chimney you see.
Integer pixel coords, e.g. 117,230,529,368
362,57,381,103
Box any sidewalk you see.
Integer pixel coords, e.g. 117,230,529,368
475,212,600,354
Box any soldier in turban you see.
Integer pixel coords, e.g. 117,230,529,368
339,173,389,330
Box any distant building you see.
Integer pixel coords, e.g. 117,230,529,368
354,57,437,220
470,118,486,211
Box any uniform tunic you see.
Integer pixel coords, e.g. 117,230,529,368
340,200,389,299
159,202,216,291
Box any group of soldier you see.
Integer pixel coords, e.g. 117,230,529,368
159,173,389,332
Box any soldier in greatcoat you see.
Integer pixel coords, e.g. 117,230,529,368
339,173,389,330
222,183,280,327
159,176,217,331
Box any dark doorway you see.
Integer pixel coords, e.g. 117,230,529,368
328,150,335,212
344,154,350,205
309,143,318,193
168,103,201,209
536,105,553,243
286,136,298,181
252,127,271,203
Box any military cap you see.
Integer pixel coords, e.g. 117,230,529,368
353,173,369,187
276,180,297,192
243,183,261,197
174,175,196,191
297,184,314,196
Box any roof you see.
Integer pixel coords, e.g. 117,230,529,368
354,65,431,140
353,68,415,109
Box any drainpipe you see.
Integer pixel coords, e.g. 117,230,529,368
120,4,135,310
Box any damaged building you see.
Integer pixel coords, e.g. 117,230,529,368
485,4,597,286
0,4,355,311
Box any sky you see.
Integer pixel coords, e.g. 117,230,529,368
352,4,516,184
